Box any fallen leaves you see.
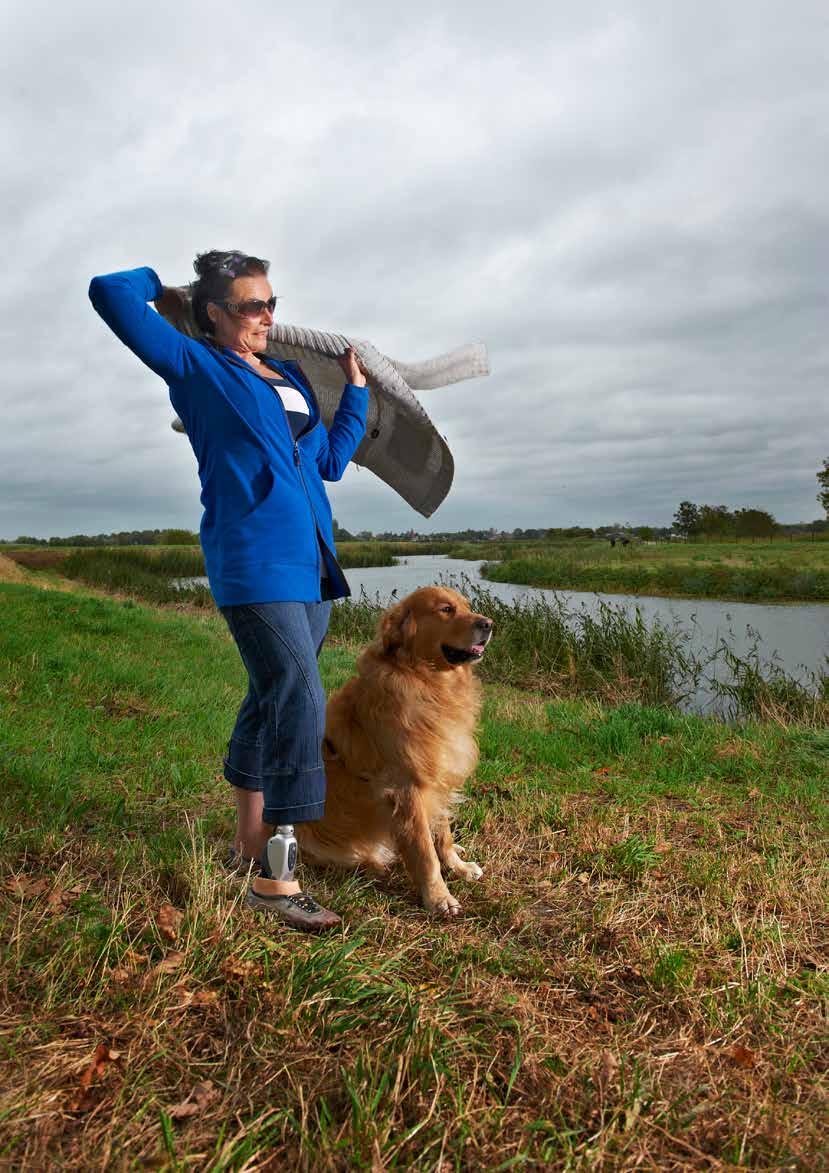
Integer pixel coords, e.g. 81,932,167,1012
168,1080,218,1121
153,951,186,976
168,983,221,1011
728,1044,758,1069
221,956,257,982
68,1043,121,1111
3,875,52,898
136,950,187,990
158,903,184,942
2,875,85,911
595,1049,619,1092
109,948,150,984
188,988,220,1008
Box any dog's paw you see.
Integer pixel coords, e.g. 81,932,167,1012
422,887,462,917
446,850,483,881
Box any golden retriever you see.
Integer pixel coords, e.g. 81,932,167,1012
296,586,493,916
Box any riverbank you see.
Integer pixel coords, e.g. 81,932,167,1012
0,581,826,1168
4,548,826,722
479,539,829,603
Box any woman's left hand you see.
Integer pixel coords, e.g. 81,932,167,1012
337,346,367,388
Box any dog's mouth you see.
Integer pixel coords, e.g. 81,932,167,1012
441,640,489,665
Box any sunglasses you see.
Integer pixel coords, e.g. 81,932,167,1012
215,296,278,319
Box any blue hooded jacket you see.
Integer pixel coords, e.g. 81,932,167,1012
89,267,368,607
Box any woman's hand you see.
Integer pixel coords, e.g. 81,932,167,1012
337,346,367,388
154,285,192,331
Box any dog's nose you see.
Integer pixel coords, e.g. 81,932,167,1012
476,617,493,633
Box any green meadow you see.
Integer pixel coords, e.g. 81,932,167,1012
0,577,827,1168
478,537,829,603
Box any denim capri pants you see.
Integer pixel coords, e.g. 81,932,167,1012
220,600,332,825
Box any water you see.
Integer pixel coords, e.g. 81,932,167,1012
181,554,828,713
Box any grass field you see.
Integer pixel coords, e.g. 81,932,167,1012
477,539,829,603
1,581,827,1169
7,536,829,603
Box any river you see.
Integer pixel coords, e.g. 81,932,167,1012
182,554,828,714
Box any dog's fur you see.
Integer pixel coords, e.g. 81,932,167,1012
296,586,493,916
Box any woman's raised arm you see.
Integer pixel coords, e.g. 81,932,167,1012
88,266,196,384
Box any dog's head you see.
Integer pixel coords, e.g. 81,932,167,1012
379,587,493,669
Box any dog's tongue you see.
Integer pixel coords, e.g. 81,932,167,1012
470,643,486,654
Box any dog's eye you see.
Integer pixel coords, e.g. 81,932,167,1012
439,605,454,614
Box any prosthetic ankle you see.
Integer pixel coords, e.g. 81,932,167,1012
264,825,298,881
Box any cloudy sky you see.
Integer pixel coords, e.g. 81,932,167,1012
2,0,827,538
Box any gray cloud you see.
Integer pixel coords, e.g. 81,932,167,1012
1,0,827,539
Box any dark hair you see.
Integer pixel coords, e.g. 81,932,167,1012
190,249,270,334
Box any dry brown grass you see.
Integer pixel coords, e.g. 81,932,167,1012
0,551,86,595
2,762,826,1169
0,553,30,583
2,548,73,571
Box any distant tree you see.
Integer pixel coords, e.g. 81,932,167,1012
332,518,356,541
817,457,829,517
699,504,734,539
734,508,778,539
635,526,654,541
158,528,198,545
672,501,701,539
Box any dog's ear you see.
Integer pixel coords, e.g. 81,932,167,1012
380,604,417,654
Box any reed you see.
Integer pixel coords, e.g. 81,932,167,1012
61,547,213,606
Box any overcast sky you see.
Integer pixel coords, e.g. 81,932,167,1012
2,0,827,538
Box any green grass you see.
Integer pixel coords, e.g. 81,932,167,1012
478,538,829,602
0,581,827,1168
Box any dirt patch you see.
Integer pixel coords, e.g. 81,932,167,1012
4,549,72,570
0,552,85,595
0,553,31,583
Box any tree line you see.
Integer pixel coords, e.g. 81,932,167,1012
3,529,198,548
671,502,783,539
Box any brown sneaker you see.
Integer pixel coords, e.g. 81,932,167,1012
245,887,341,932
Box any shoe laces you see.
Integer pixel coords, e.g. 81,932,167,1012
288,892,326,914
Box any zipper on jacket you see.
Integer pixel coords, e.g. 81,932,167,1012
218,346,331,595
292,442,323,586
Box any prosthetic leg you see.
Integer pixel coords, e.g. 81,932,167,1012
264,825,298,881
246,824,338,929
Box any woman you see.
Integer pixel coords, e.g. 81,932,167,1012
89,250,368,931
